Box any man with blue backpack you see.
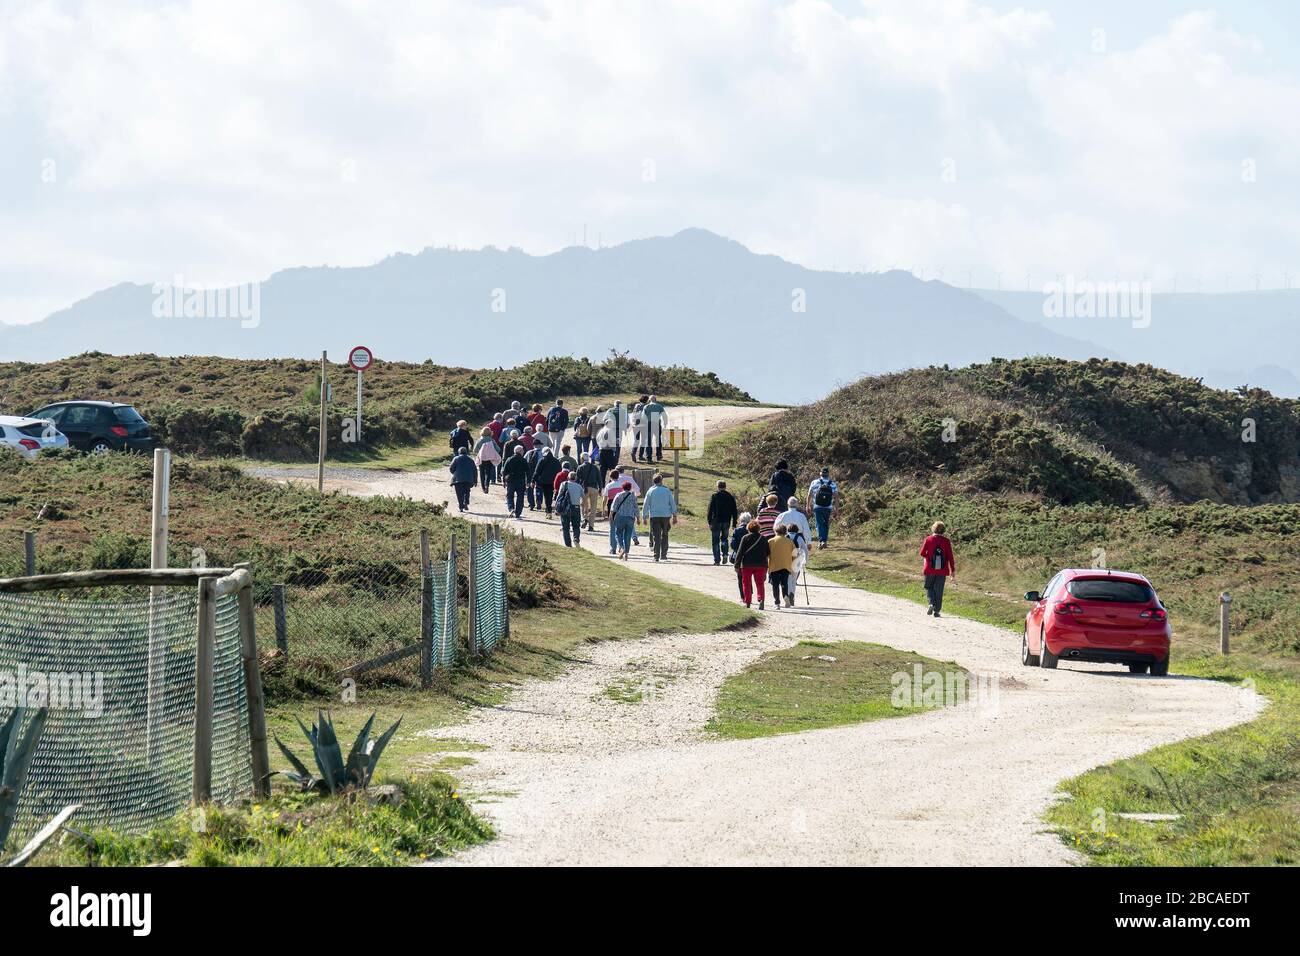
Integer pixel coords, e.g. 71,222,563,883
807,467,838,549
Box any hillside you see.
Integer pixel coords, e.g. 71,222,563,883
0,352,751,459
722,357,1300,507
974,288,1300,399
0,229,1108,404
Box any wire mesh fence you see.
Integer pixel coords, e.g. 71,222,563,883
0,584,252,841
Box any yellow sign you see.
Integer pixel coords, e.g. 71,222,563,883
664,428,691,451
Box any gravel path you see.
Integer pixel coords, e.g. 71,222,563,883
249,405,1264,865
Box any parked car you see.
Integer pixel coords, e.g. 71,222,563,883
0,415,70,459
1021,569,1171,675
25,401,153,455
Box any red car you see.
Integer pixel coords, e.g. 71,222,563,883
1021,569,1170,675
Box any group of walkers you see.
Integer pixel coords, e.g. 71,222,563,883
449,400,957,617
445,394,680,559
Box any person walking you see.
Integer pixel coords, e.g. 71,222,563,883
643,394,667,461
487,412,506,444
572,407,593,460
776,497,812,545
575,452,603,531
448,445,477,512
769,459,797,506
707,479,739,565
768,524,797,608
730,511,752,563
557,444,578,473
919,520,956,618
628,403,647,463
807,467,838,549
531,446,562,516
555,469,584,547
641,473,677,562
607,480,640,559
449,420,473,456
757,494,782,538
501,446,529,519
473,426,502,493
545,399,570,452
735,520,771,609
603,467,642,551
519,425,536,452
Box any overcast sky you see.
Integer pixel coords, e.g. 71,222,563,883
2,0,1298,326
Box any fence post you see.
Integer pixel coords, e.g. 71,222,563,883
272,584,288,655
147,448,171,763
1219,592,1231,655
468,525,478,657
193,575,217,804
23,531,35,576
419,530,432,687
237,584,271,798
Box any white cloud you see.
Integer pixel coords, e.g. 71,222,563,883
1,0,1298,325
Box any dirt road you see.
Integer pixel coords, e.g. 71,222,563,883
249,404,1264,865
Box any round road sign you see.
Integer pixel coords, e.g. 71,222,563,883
348,346,374,371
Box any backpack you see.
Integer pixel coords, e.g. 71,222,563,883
449,428,464,451
554,484,573,516
930,540,945,571
814,481,834,508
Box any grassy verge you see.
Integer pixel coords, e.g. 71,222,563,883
707,639,967,739
34,776,491,866
1046,656,1298,865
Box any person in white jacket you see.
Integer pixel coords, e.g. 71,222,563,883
473,427,502,493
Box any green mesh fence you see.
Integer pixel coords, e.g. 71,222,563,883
0,586,252,842
473,537,508,654
428,558,460,668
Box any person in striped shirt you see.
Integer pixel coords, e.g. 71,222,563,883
756,493,782,538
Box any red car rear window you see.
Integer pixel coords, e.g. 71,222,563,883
1067,578,1154,603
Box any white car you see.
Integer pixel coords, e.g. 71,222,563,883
0,415,70,459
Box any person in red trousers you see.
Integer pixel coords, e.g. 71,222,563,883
734,519,772,609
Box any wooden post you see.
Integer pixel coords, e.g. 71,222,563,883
317,350,328,493
1219,592,1231,655
23,531,35,576
272,584,288,654
419,529,432,687
147,448,171,761
672,449,681,502
237,585,271,798
193,575,217,804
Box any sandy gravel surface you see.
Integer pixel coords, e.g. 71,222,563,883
247,404,1264,865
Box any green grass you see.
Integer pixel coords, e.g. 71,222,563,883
707,639,968,739
1045,657,1300,865
32,776,491,866
599,655,695,704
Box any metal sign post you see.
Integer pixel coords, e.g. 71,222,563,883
348,346,374,444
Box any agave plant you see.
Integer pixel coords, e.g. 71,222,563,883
274,711,402,795
1,706,79,867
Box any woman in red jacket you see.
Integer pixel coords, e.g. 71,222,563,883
919,521,956,618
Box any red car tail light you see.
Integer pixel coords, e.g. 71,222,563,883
18,439,39,450
1140,608,1167,621
1053,601,1083,615
109,425,129,437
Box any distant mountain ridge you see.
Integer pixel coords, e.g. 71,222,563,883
1,229,1109,404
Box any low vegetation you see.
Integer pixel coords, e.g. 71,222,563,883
722,357,1300,507
35,776,492,866
708,640,967,739
0,352,753,460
